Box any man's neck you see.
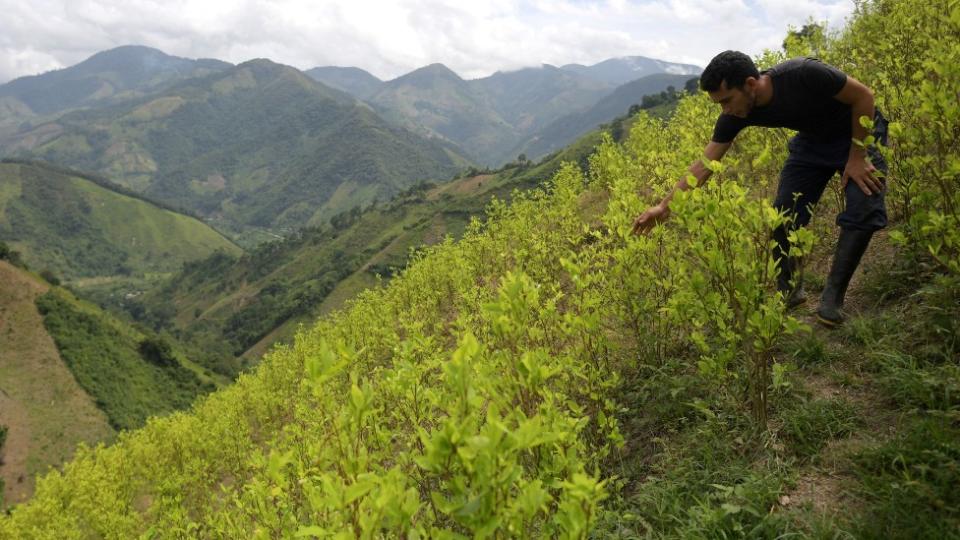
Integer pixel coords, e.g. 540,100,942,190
755,74,774,107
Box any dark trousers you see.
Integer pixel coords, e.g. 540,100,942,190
773,110,890,233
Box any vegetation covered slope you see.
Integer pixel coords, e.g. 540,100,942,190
0,261,113,508
2,0,958,536
35,287,216,431
88,122,612,379
0,160,241,279
3,59,469,234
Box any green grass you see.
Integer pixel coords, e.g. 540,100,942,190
780,398,861,459
851,417,960,539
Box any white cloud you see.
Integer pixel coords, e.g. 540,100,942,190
0,0,856,84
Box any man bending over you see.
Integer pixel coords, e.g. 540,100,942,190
633,50,889,327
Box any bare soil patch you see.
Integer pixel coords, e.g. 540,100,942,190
0,261,114,507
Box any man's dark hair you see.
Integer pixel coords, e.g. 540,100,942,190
700,51,760,92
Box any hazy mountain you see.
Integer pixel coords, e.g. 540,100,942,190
561,56,701,86
473,65,612,135
368,63,514,165
2,59,469,233
358,57,700,165
0,160,242,279
305,66,384,99
511,73,698,161
0,46,232,116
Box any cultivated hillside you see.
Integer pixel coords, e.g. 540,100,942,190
0,160,241,279
1,0,957,536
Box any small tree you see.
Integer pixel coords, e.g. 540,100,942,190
139,336,177,367
39,269,61,286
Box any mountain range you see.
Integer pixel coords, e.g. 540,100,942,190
0,46,700,238
308,57,701,165
1,53,468,234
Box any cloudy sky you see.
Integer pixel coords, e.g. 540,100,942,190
0,0,855,84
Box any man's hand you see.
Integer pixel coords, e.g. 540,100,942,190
632,203,670,235
842,154,883,196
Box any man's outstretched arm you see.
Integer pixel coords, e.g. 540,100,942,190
632,140,731,235
833,76,882,195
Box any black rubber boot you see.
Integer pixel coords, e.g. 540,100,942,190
773,226,807,309
817,229,874,327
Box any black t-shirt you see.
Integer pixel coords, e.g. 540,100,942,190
711,57,850,143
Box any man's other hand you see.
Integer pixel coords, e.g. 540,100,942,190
632,204,670,235
842,155,883,195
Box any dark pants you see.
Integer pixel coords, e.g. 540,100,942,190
774,110,890,233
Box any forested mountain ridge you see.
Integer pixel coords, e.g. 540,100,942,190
2,59,470,236
0,160,241,279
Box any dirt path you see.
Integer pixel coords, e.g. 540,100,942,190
777,228,902,515
0,261,114,506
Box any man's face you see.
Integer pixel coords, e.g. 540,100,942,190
708,79,757,118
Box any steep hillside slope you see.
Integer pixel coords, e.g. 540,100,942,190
95,122,611,376
3,60,469,234
35,287,215,431
0,161,241,279
0,261,114,507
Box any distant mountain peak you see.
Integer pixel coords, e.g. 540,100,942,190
560,55,701,86
415,63,461,78
387,63,464,90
